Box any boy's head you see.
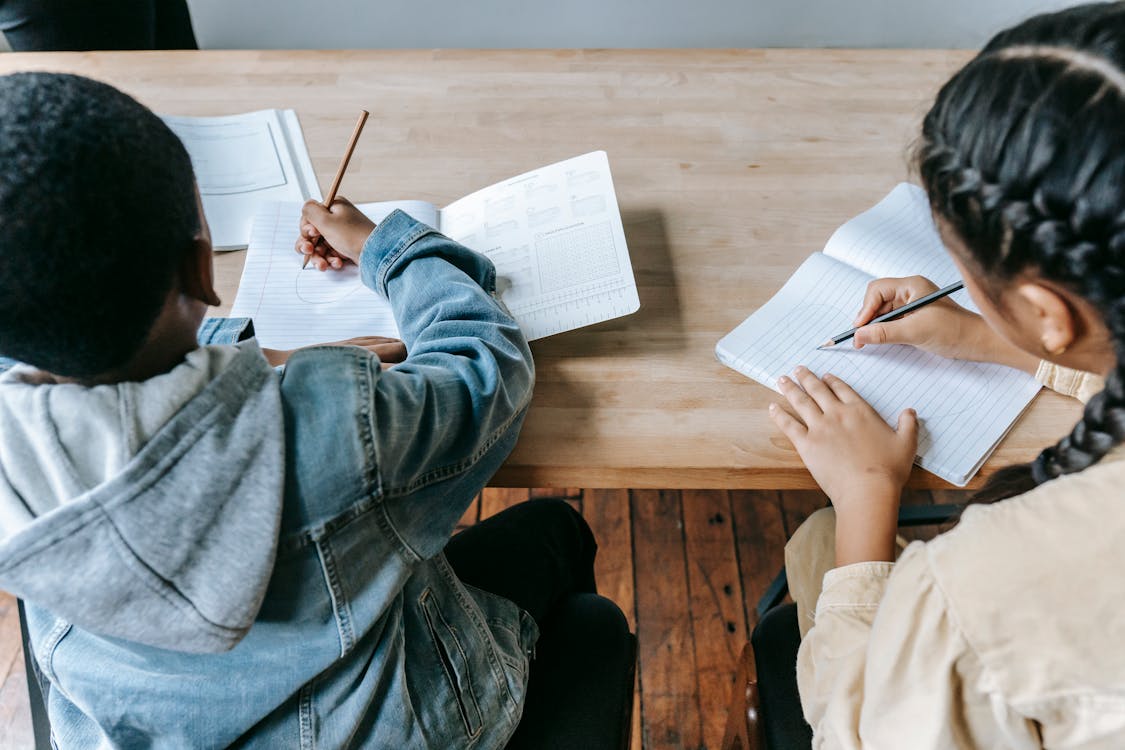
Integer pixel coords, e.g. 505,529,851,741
0,72,215,380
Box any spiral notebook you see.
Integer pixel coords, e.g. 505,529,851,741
715,183,1042,486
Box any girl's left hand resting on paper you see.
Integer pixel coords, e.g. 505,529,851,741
261,337,407,369
295,197,375,271
769,366,918,566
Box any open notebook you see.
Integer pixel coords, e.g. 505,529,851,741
230,151,639,348
161,110,321,250
716,183,1042,486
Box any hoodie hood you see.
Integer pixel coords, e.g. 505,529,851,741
0,341,284,653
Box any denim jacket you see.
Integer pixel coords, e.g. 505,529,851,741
0,210,537,748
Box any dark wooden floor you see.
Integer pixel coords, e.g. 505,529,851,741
0,487,959,749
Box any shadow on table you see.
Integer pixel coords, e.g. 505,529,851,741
532,208,683,358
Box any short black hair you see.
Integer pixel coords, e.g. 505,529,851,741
0,72,199,378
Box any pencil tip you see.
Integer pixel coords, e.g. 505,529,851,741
817,340,833,350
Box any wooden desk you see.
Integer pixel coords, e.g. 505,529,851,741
0,50,1082,488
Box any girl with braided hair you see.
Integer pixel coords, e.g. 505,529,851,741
772,3,1125,747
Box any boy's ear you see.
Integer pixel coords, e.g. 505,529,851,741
180,237,221,308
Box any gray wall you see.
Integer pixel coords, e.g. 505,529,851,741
188,0,1080,50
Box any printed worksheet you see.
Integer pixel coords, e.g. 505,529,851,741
162,110,321,250
439,151,639,340
716,184,1042,486
230,152,640,349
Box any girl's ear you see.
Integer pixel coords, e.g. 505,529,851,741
180,236,221,308
1015,282,1075,356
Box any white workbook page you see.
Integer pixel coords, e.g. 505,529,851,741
162,110,321,251
716,252,1041,486
824,182,978,312
438,151,640,340
229,200,438,349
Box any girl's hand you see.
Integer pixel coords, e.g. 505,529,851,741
852,276,982,358
769,366,918,565
852,276,1040,374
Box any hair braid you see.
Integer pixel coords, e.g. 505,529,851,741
917,6,1125,501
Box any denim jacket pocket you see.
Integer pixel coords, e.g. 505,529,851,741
419,588,484,740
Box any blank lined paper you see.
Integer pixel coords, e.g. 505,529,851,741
229,201,436,350
824,182,977,312
716,185,1042,486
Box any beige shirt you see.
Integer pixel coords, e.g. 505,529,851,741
789,362,1125,749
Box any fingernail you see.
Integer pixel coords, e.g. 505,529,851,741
768,403,777,412
778,375,789,385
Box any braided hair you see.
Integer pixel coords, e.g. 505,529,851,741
917,2,1125,502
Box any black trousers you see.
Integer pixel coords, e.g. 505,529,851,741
0,0,197,51
445,499,636,750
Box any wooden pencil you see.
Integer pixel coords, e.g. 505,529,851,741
302,109,370,269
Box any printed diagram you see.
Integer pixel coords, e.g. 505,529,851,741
534,222,619,294
527,205,561,228
293,262,364,304
566,169,601,188
571,194,606,217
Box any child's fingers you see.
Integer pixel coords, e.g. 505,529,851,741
852,318,917,350
778,374,822,423
855,279,902,326
793,366,839,411
897,408,919,441
300,219,321,240
821,373,861,403
768,402,807,443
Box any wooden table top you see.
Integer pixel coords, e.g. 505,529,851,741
0,49,1083,488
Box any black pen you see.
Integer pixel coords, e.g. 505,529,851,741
817,281,964,349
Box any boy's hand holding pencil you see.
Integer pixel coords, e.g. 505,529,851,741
300,109,369,271
296,198,375,270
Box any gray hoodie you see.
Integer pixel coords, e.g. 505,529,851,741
0,341,284,653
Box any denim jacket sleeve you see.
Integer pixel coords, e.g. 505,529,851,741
281,210,534,559
196,317,255,346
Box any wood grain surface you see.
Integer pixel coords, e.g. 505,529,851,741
0,50,1082,488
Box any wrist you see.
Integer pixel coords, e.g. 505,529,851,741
835,509,898,566
966,316,1039,374
261,348,291,367
832,483,901,566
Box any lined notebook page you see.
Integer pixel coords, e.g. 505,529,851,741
716,252,1042,486
824,182,978,313
229,200,438,349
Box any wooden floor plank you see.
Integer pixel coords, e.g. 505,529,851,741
479,487,531,519
582,489,641,750
729,490,789,627
529,488,582,500
681,490,747,750
0,593,30,750
631,489,704,750
456,494,481,530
